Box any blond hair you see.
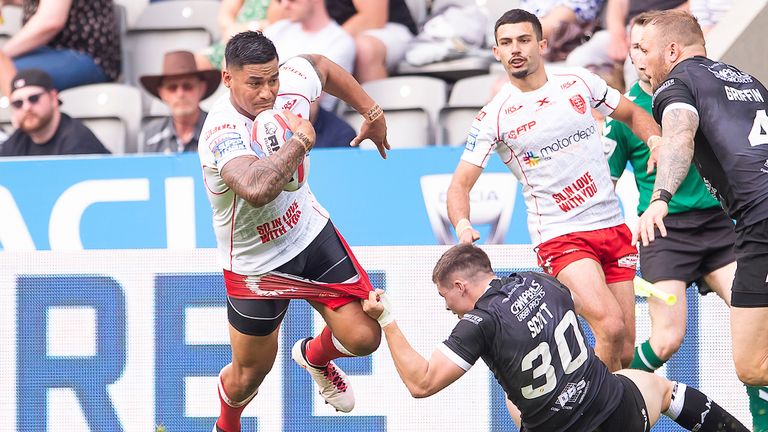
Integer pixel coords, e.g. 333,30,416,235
645,10,705,48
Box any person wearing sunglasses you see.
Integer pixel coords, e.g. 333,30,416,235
0,68,109,157
139,51,222,154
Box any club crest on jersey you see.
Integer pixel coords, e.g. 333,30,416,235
569,95,586,114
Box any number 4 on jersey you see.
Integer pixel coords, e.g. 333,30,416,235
749,109,768,146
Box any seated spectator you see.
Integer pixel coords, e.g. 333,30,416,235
309,100,356,149
0,0,121,95
520,0,605,61
0,69,109,156
139,51,221,154
264,0,355,111
196,0,281,70
326,0,417,82
690,0,732,33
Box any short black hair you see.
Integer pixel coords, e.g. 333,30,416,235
495,9,543,42
224,31,278,69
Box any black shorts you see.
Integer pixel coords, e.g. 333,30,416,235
227,220,359,336
639,207,735,290
732,217,768,307
594,374,650,432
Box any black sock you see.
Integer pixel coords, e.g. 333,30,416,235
664,382,749,431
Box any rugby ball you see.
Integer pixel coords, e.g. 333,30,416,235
251,109,309,192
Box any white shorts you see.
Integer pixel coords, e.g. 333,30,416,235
362,23,415,69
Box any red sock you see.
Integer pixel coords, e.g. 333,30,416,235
216,374,256,432
305,326,352,367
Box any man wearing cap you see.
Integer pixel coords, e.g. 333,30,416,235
0,68,109,156
139,51,221,154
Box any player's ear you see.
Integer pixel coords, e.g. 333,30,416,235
492,45,501,62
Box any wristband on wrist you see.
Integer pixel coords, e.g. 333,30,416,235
376,292,395,327
650,188,673,204
455,218,473,237
293,131,313,153
363,103,383,122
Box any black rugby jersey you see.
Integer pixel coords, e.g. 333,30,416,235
441,272,622,432
652,56,768,228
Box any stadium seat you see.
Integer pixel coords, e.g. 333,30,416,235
0,5,22,47
344,76,447,148
58,83,143,155
439,73,500,145
124,0,219,86
113,0,150,28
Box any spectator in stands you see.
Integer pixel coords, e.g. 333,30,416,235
309,100,356,149
520,0,605,61
265,0,354,111
566,0,688,85
0,0,121,95
0,69,109,156
326,0,418,82
139,51,221,154
690,0,732,33
196,0,282,70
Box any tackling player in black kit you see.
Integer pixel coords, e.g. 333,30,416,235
634,10,768,387
362,244,747,431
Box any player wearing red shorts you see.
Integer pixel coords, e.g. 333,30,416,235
447,9,661,372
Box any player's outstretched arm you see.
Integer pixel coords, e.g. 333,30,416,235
447,161,483,243
634,107,698,246
610,95,661,145
362,290,466,398
220,111,315,207
298,54,390,159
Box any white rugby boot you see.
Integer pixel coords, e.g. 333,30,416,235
291,337,355,412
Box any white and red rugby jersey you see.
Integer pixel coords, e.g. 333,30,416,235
199,56,329,275
462,66,625,245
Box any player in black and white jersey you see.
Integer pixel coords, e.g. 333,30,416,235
634,10,768,387
362,244,748,432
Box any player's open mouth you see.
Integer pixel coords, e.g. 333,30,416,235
509,58,525,67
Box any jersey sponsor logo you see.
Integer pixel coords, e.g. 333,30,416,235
211,132,247,163
652,79,675,99
280,65,308,80
536,97,551,107
703,63,753,83
552,171,598,212
724,85,764,102
504,104,523,115
554,379,587,409
282,98,298,111
540,124,596,158
507,120,536,140
506,278,546,322
617,253,638,269
569,95,586,114
465,126,480,150
475,110,487,121
522,151,543,167
762,159,768,175
203,123,237,141
255,200,302,243
561,80,577,90
461,313,483,325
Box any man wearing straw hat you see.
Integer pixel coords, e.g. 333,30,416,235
139,51,222,154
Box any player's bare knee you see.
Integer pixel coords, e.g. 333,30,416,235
734,360,768,386
655,335,683,361
596,315,627,347
338,329,381,356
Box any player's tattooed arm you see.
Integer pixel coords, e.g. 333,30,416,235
653,108,699,194
220,136,309,207
297,54,326,87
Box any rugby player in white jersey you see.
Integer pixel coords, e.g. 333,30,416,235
198,31,390,432
447,9,661,372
